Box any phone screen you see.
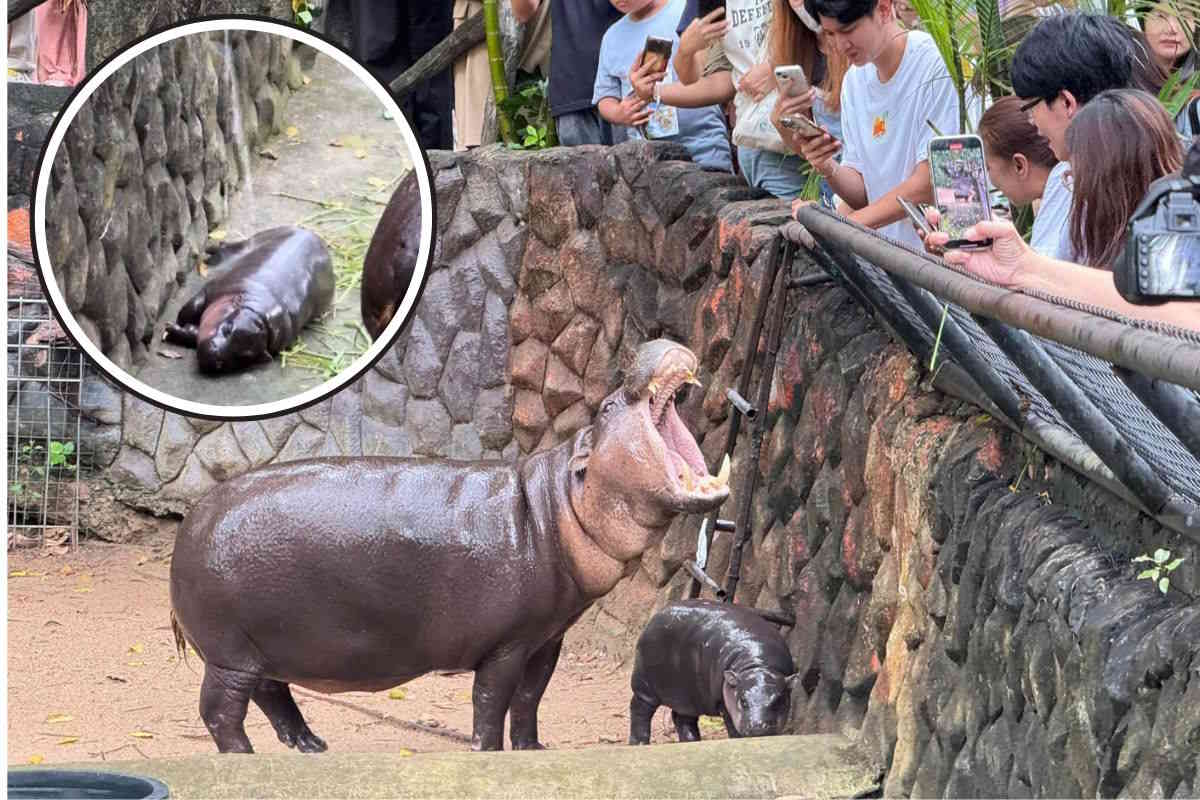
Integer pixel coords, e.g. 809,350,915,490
929,136,991,245
643,37,673,73
696,0,726,17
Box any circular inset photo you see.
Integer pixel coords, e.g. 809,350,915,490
33,18,432,419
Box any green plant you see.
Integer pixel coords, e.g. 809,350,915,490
501,74,557,150
292,0,322,29
1133,548,1185,594
484,0,516,144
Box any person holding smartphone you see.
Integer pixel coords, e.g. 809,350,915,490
593,0,733,171
788,0,960,248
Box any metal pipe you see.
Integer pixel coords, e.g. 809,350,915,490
788,273,835,289
725,241,797,602
977,318,1175,514
1113,367,1200,464
793,206,1200,392
726,388,757,419
691,237,787,600
888,275,1025,425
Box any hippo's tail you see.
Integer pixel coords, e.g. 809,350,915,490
170,609,192,663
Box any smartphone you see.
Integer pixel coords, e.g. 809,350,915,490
928,134,993,249
897,196,932,236
643,35,674,74
780,114,835,142
774,65,810,98
696,0,726,17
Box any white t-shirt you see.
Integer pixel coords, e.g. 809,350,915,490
1031,161,1076,261
838,31,961,248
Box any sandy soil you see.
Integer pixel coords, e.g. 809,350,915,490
7,538,720,765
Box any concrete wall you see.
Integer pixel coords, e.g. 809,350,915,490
83,143,1200,797
44,31,305,369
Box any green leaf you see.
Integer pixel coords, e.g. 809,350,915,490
1131,554,1153,563
1154,548,1171,564
1158,577,1169,594
1165,557,1185,572
298,8,313,24
1137,568,1159,581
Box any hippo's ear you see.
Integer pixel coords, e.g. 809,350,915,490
568,426,594,474
724,669,740,688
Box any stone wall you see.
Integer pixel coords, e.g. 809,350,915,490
44,30,306,369
83,143,1200,797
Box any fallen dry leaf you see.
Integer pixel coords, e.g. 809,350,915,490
57,736,80,745
158,349,184,360
46,714,73,724
28,755,43,765
73,587,92,594
354,149,367,159
129,644,144,654
302,75,312,85
127,660,146,667
209,229,227,242
387,688,406,700
258,149,279,160
286,126,299,138
328,138,344,147
130,731,154,739
198,262,209,277
397,748,414,757
367,176,389,189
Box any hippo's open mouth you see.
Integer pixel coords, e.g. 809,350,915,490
644,358,731,501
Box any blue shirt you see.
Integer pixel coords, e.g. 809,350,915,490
593,0,733,172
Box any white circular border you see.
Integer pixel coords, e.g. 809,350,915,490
33,18,434,420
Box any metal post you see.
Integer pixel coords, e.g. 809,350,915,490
725,240,797,602
976,318,1175,514
1113,367,1200,464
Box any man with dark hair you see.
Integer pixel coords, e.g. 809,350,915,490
1011,13,1137,160
791,0,960,247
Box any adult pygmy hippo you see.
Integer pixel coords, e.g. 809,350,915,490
169,339,732,753
360,170,421,340
629,600,797,744
163,226,333,373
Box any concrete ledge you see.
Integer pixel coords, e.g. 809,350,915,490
17,734,882,799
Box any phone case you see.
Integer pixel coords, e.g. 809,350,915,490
774,65,809,97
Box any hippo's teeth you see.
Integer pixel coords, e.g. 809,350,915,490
649,380,660,398
685,370,702,387
681,461,695,491
716,455,731,487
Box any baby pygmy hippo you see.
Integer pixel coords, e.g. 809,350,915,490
629,599,797,744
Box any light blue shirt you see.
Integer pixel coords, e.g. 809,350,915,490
1032,161,1076,262
592,0,733,172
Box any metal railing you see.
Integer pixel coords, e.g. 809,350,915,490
790,206,1200,542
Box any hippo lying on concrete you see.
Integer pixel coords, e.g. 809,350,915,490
360,170,420,340
163,226,334,373
169,339,731,753
629,600,797,744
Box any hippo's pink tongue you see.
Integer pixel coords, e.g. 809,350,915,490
660,401,709,477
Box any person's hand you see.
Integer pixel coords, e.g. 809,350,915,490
737,61,775,102
926,219,1031,287
791,198,818,219
630,52,667,103
915,205,943,255
796,132,842,178
614,92,652,128
773,86,816,121
679,7,728,59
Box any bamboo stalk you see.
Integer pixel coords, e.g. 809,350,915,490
483,0,514,144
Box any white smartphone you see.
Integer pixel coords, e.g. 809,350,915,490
774,65,810,97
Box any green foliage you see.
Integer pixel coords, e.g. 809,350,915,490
291,0,321,28
1133,548,1185,594
501,74,557,150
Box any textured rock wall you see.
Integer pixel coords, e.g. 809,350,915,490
85,143,1199,796
44,31,305,369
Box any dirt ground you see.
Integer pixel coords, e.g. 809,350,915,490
7,538,722,765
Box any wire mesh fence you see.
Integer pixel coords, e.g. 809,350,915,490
797,209,1200,541
7,237,92,551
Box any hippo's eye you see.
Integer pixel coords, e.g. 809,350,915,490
601,398,617,415
674,384,691,404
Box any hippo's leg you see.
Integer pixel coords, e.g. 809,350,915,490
509,637,563,751
199,663,260,753
471,649,529,751
672,712,702,742
252,679,327,753
163,323,199,348
628,692,658,745
175,286,209,326
721,708,742,739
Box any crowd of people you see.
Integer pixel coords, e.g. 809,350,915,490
461,0,1198,329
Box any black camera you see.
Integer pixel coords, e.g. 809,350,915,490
1117,140,1200,303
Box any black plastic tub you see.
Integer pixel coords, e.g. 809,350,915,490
8,770,169,799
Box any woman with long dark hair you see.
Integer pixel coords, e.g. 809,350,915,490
976,96,1072,259
1065,88,1183,269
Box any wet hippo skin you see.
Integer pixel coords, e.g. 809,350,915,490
360,170,421,340
169,339,733,753
629,600,798,744
163,226,334,374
